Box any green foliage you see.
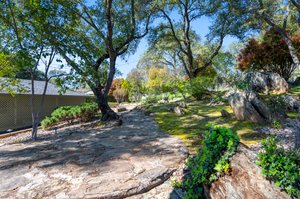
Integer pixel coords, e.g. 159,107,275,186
290,85,300,95
171,179,182,188
146,67,173,94
41,102,98,129
144,95,159,104
272,120,282,129
234,81,251,91
113,88,128,103
263,94,288,114
238,28,300,80
257,137,300,197
183,126,240,198
126,69,145,102
188,76,214,100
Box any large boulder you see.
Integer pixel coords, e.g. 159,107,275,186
173,106,184,115
244,72,288,94
204,144,291,199
228,90,270,124
280,94,300,111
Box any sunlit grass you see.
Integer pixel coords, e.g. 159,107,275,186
145,99,264,154
289,85,300,95
287,112,298,119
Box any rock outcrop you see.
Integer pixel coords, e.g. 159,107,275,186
244,72,289,94
0,110,188,199
173,106,184,115
280,94,300,111
204,144,291,199
228,90,271,124
178,102,188,108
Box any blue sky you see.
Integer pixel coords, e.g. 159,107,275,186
116,15,239,78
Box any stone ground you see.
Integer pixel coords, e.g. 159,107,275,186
0,109,188,199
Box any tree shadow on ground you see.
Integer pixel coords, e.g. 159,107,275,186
0,110,188,198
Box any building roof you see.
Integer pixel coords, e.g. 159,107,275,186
0,78,89,97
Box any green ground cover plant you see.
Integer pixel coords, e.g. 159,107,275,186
182,126,240,198
257,137,300,198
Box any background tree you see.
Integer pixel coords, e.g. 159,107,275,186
0,1,63,139
126,69,145,102
155,0,250,79
44,0,156,121
233,0,300,70
108,78,129,103
146,67,173,94
238,28,300,80
138,33,184,78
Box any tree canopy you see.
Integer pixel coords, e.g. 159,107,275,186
238,28,300,80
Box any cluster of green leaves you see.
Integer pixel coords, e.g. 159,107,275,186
257,137,300,198
271,120,282,129
188,76,214,100
263,94,289,114
41,102,98,129
183,126,240,198
234,81,251,91
144,92,183,104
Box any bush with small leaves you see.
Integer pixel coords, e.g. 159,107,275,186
182,126,240,198
41,102,98,129
188,76,214,100
257,137,300,198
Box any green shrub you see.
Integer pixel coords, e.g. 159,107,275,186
234,81,251,91
183,126,240,198
272,120,282,129
41,102,98,129
41,116,59,129
144,95,159,104
188,76,214,100
257,137,300,198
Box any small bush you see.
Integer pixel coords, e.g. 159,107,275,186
234,81,251,91
183,126,240,198
113,88,128,103
41,102,98,129
272,120,282,129
188,76,214,100
144,95,159,104
257,137,300,198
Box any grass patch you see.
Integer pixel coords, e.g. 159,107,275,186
108,102,119,108
287,111,298,119
145,99,262,153
289,85,300,95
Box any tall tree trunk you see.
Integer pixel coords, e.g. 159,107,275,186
30,73,38,140
261,14,300,71
281,33,300,70
31,115,39,140
93,88,119,121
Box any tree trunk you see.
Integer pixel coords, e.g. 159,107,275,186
280,32,300,70
31,115,39,140
94,88,119,121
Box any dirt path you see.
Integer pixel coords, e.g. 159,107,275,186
0,109,188,199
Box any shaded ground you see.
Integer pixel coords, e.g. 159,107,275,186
0,110,188,199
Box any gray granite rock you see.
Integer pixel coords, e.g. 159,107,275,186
0,110,188,199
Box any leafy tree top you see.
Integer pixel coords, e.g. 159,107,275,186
238,28,300,80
